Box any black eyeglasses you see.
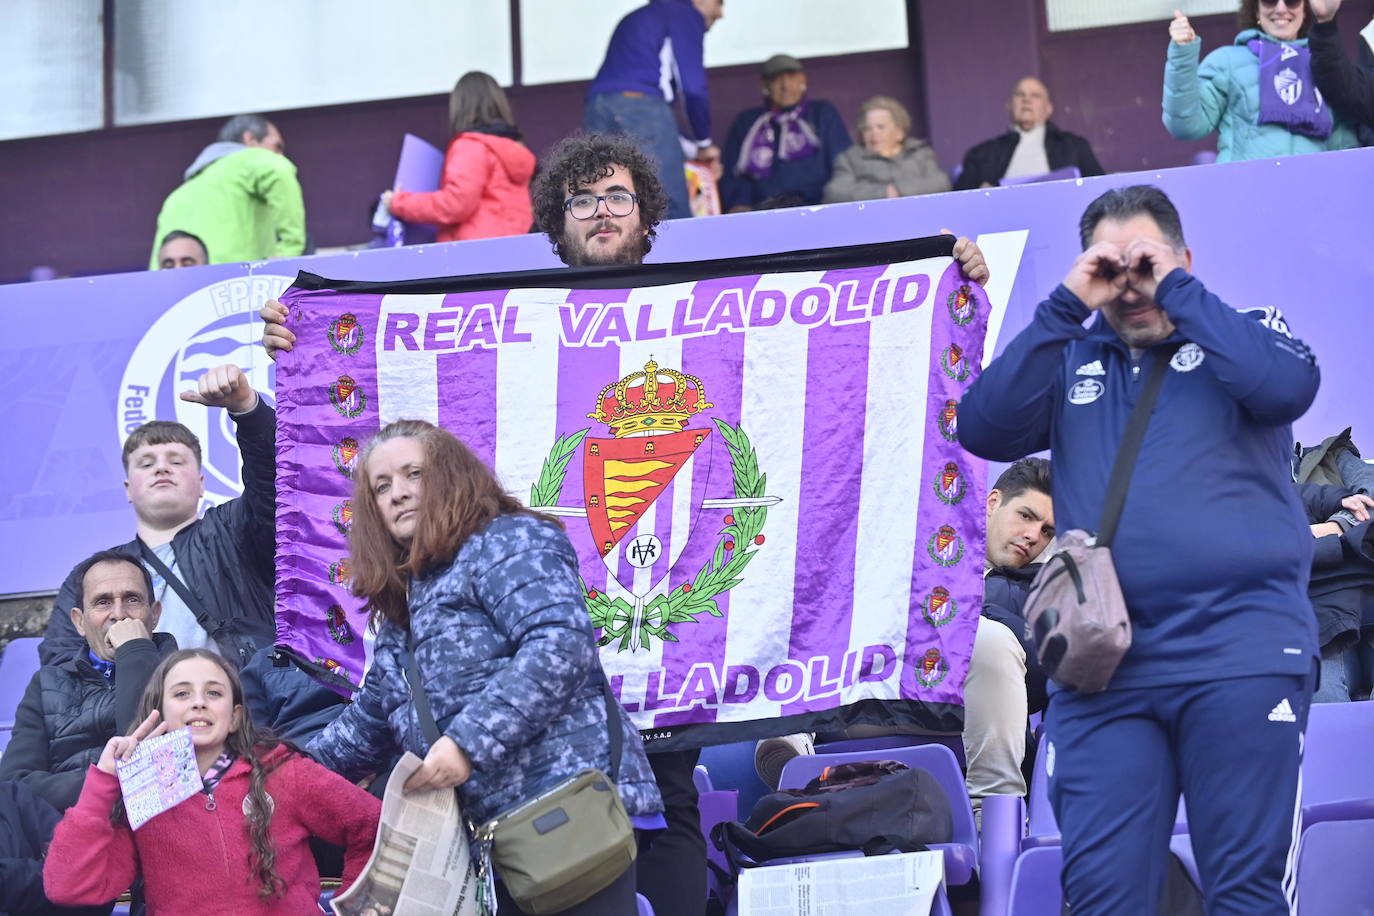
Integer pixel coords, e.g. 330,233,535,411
1259,0,1303,7
563,192,638,220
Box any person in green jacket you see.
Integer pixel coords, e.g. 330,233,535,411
1163,1,1358,161
149,114,306,268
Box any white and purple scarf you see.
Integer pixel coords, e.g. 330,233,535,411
736,100,821,180
1249,39,1333,139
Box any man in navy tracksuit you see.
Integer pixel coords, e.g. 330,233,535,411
959,186,1320,915
585,0,724,220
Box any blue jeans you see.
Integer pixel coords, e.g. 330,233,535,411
1315,628,1374,703
585,92,692,220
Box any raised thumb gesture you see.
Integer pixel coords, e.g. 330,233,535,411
1169,9,1197,45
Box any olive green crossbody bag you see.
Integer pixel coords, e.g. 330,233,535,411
407,632,637,914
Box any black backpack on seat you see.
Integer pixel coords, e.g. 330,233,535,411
710,760,954,868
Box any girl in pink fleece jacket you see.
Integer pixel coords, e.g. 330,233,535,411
44,649,380,915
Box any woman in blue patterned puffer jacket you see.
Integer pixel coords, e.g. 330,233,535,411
310,419,662,914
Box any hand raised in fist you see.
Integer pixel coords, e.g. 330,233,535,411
179,364,259,414
260,299,295,362
1308,0,1342,23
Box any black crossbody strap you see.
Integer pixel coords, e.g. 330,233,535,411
137,540,220,637
603,673,624,782
407,627,444,746
407,628,624,781
1097,343,1181,548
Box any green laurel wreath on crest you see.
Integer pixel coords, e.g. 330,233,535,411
528,419,768,651
529,429,590,507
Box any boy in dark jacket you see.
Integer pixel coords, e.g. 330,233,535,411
39,364,274,671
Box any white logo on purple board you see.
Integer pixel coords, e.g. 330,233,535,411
118,275,291,509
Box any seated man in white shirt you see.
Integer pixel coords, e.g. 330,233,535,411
953,77,1104,190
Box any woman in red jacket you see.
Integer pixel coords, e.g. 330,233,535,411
385,71,536,242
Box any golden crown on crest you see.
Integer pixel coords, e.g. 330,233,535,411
587,358,714,438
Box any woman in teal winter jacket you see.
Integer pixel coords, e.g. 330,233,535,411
1163,1,1357,161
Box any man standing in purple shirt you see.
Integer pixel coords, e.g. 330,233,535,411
585,0,724,220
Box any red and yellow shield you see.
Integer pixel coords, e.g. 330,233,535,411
583,428,711,557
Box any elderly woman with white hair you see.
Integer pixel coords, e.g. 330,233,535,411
822,96,951,203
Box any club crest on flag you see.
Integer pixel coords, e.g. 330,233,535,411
331,500,353,535
916,647,949,687
327,558,352,587
937,399,959,442
947,285,977,326
928,525,965,567
529,358,778,652
331,436,360,478
329,375,366,419
933,462,966,505
941,343,970,381
328,312,364,355
326,604,355,645
921,586,957,627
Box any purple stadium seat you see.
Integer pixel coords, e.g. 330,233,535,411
1168,834,1200,889
697,741,773,823
998,166,1082,187
693,764,713,794
979,794,1025,916
813,732,967,768
0,638,41,752
778,743,979,886
1300,700,1374,829
699,786,739,902
637,892,655,915
1007,846,1063,916
1295,818,1374,914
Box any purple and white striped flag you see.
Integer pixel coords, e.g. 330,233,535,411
275,238,988,748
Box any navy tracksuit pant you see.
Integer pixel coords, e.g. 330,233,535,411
1047,673,1312,915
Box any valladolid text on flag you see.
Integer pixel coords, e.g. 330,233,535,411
274,237,989,750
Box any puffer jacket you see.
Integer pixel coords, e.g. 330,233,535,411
1163,28,1358,161
388,126,536,243
822,137,951,203
310,514,663,824
39,401,278,671
0,634,175,811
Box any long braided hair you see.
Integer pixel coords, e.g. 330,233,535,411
130,649,297,899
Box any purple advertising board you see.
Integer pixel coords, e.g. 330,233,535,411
3,149,1370,600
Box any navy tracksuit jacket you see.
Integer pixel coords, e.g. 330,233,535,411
959,269,1319,686
958,268,1321,914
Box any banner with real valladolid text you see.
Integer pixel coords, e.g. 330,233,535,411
274,237,988,749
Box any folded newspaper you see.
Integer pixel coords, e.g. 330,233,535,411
737,850,944,916
331,752,482,916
